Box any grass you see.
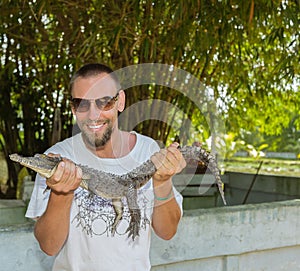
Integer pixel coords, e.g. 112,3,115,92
223,157,300,177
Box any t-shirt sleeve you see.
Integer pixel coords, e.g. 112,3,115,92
25,143,68,219
25,173,50,219
172,186,184,217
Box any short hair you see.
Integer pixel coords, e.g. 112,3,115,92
69,63,121,93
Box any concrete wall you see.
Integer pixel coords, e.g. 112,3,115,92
151,199,300,271
1,199,300,271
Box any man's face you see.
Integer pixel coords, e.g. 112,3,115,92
71,73,124,149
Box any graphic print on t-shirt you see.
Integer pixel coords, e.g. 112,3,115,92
72,188,152,237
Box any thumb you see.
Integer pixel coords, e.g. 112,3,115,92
170,142,180,148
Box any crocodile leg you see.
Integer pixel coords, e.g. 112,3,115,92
125,183,141,240
111,198,123,236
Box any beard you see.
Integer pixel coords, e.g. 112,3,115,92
81,121,113,149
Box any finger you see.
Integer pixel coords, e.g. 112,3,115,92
60,160,76,184
166,142,180,164
47,153,61,158
165,146,186,172
151,150,167,169
48,161,66,184
169,142,180,148
75,165,83,179
157,148,178,169
47,161,78,192
164,148,180,167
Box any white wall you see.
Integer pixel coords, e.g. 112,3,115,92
150,199,300,271
1,200,300,271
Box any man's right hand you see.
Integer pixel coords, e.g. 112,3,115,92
46,153,82,194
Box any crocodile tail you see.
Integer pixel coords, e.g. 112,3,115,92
180,145,227,205
206,158,227,205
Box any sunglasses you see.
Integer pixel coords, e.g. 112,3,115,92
71,92,119,113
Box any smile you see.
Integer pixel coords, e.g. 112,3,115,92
88,124,105,129
86,121,108,131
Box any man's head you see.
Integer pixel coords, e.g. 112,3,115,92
70,63,125,150
69,63,121,95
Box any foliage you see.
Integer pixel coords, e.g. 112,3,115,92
246,143,269,159
215,132,246,160
0,0,299,196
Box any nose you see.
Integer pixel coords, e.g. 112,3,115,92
87,101,102,120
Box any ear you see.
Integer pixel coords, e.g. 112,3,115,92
70,93,77,116
117,90,126,112
71,106,76,116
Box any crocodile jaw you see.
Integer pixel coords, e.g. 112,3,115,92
9,153,59,179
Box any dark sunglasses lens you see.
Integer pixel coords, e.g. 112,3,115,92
72,93,119,112
72,99,90,112
95,98,114,111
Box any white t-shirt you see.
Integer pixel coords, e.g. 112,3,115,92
26,132,183,271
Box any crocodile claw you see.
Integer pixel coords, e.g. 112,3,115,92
126,209,141,240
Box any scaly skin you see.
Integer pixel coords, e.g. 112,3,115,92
9,145,226,240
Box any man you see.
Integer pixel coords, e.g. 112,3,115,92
25,63,186,270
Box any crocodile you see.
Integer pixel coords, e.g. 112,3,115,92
9,145,226,240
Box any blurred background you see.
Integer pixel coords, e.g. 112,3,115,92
0,0,299,199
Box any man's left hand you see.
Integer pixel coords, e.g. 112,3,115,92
151,142,186,183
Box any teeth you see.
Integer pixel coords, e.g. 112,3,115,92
89,124,104,129
88,121,106,129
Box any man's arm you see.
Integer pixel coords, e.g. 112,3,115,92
151,143,186,240
34,156,82,256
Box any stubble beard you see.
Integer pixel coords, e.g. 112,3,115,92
81,121,113,149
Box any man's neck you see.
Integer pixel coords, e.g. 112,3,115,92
84,130,136,159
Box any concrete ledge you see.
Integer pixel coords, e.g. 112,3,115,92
0,200,28,225
0,222,55,271
1,200,300,271
150,199,300,270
